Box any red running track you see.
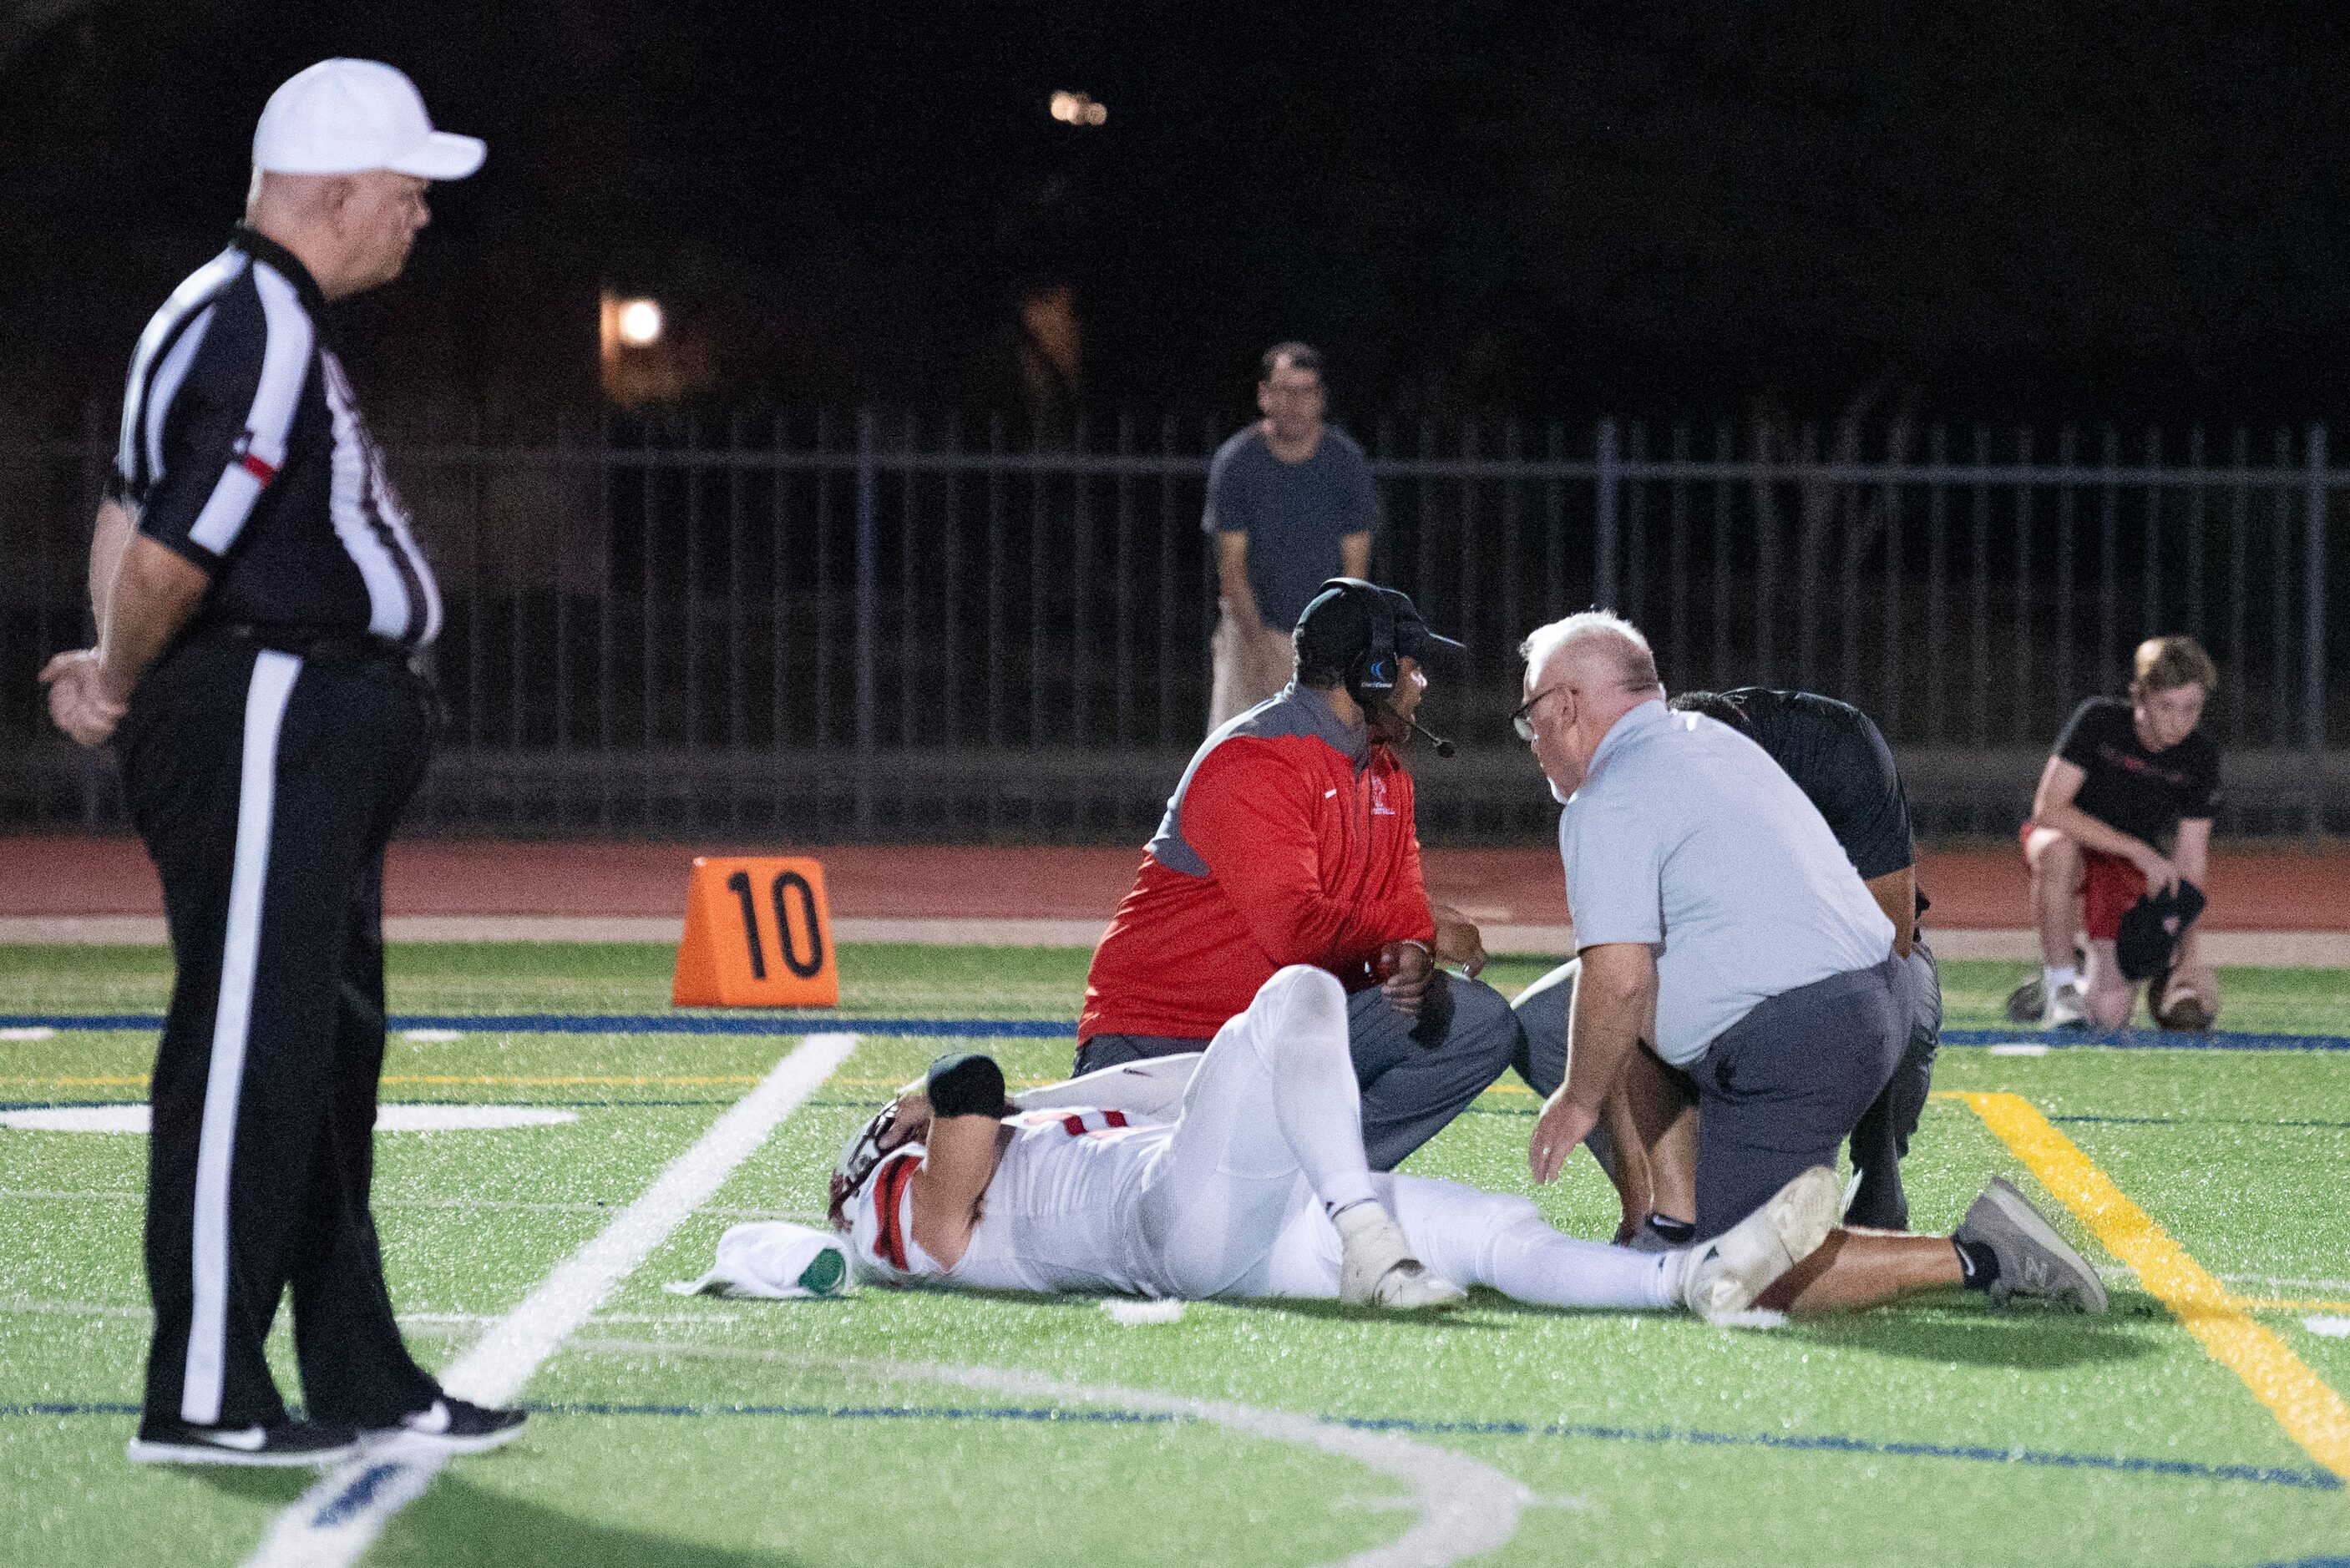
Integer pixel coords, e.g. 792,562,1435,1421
3,835,2347,930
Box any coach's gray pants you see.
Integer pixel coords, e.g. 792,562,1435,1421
1511,943,1941,1231
1077,974,1524,1171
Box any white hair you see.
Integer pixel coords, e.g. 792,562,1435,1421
1518,610,1661,692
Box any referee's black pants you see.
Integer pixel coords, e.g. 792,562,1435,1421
118,630,443,1432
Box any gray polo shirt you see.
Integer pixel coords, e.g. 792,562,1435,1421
1559,700,1893,1065
1203,424,1384,628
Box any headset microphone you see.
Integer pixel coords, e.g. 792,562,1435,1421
1411,717,1457,758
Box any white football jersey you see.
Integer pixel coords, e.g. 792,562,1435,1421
848,1107,1170,1296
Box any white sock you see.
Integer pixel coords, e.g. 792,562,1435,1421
2044,964,2080,993
1478,1216,1680,1309
1385,1176,1679,1309
1259,972,1379,1216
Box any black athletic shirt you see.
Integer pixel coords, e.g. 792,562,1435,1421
1717,688,1915,881
108,226,441,649
2053,696,2220,846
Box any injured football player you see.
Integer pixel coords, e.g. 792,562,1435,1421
828,965,1838,1322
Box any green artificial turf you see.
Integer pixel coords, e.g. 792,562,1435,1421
3,943,2349,1565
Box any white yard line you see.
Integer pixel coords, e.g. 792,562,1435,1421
572,1337,1536,1568
242,1030,857,1568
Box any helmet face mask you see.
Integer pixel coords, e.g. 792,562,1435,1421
828,1102,907,1233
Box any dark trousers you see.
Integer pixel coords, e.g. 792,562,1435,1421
1689,957,1907,1242
119,631,442,1430
1843,939,1943,1231
1076,974,1525,1171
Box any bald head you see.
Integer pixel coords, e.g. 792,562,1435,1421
1519,610,1662,698
1516,611,1665,800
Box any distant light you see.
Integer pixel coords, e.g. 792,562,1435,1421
1049,90,1107,126
616,298,663,346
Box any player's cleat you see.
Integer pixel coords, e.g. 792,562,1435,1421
127,1417,357,1467
2042,981,2089,1030
1335,1202,1465,1310
1953,1177,2107,1313
1679,1165,1840,1324
2003,976,2044,1024
361,1397,527,1456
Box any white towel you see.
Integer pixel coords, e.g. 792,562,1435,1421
667,1222,853,1299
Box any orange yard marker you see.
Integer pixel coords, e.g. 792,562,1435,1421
671,856,839,1008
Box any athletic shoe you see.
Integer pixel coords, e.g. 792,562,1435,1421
1335,1203,1465,1311
127,1417,357,1467
1953,1177,2108,1313
361,1397,527,1456
2003,977,2044,1024
1679,1165,1841,1324
2042,982,2089,1030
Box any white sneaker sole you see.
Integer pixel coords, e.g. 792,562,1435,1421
1688,1166,1841,1323
126,1437,355,1468
1371,1268,1467,1312
360,1420,528,1458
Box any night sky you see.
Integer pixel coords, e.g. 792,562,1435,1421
7,1,2348,430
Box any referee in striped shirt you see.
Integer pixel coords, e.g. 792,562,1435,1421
43,60,523,1467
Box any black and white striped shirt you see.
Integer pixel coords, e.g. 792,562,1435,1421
109,225,442,648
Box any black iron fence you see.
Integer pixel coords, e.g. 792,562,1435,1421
3,411,2342,842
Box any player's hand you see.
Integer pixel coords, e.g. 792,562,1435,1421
1430,903,1487,979
40,649,127,748
1378,938,1435,1017
888,1083,934,1144
1529,1090,1599,1185
2132,844,2182,894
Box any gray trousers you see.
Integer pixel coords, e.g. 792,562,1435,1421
1076,974,1524,1171
1512,944,1939,1232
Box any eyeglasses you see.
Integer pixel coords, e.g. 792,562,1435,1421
1511,685,1569,742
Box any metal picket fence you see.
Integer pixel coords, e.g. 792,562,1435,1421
2,410,2340,842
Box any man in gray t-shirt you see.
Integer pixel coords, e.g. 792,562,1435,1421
1203,342,1382,729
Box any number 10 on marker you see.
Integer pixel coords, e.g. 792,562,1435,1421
672,857,840,1007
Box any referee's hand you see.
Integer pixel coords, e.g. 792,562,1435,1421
40,649,127,748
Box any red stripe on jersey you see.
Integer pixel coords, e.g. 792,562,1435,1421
872,1153,919,1272
239,452,278,484
1103,1110,1127,1128
1061,1114,1086,1137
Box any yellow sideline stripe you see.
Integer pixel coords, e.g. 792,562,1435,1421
1956,1090,2350,1484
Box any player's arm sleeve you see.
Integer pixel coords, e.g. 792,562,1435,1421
1011,1053,1202,1119
1183,745,1436,972
1561,799,1667,948
2185,745,2221,819
136,278,311,569
2052,698,2104,769
1827,711,1916,880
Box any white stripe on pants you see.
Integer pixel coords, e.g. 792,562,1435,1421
181,650,301,1424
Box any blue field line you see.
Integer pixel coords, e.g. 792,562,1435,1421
3,1396,2336,1492
8,1012,2350,1050
2053,1114,2350,1131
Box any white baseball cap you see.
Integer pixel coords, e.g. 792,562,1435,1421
252,58,485,180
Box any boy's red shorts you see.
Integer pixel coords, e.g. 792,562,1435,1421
2020,822,2147,941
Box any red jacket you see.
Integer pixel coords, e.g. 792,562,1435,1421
1079,687,1436,1042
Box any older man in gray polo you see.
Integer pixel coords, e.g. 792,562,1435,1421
1515,611,2104,1313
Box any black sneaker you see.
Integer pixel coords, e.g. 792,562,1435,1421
362,1397,526,1455
127,1417,357,1467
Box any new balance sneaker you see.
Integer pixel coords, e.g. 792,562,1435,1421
1679,1166,1841,1324
1953,1177,2108,1313
127,1417,357,1467
2042,981,2089,1030
1335,1203,1465,1311
362,1397,527,1456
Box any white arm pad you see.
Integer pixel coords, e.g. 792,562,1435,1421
1010,1052,1204,1121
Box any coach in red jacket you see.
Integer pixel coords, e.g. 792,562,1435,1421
1078,580,1522,1169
